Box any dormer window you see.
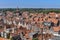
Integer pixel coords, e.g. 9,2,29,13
0,26,3,29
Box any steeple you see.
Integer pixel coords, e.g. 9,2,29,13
15,0,22,16
16,0,19,13
16,6,19,13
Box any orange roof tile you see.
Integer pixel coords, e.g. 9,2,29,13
47,18,52,22
34,17,38,22
25,33,29,38
0,37,10,40
51,18,58,24
0,29,4,32
53,27,60,32
49,12,57,17
40,25,44,28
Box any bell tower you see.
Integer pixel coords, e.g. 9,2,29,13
16,0,22,16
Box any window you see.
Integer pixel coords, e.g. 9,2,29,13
43,22,51,27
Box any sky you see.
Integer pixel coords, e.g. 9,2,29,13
0,0,60,8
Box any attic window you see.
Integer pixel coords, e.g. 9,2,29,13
6,25,11,29
49,16,51,18
26,38,29,39
21,32,25,36
56,17,58,19
23,18,26,20
29,15,32,18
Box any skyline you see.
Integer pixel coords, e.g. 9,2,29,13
0,0,60,8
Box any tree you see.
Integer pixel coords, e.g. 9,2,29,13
32,38,38,40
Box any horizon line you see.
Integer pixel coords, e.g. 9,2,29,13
0,7,60,9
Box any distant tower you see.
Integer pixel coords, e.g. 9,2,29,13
16,0,22,16
16,0,19,12
16,0,20,13
16,6,20,14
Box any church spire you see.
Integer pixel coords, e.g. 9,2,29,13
16,0,19,13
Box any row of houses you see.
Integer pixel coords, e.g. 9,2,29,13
0,10,60,40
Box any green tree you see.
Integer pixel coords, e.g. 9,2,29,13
32,38,38,40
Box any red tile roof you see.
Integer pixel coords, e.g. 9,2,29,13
53,26,60,32
0,37,10,40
